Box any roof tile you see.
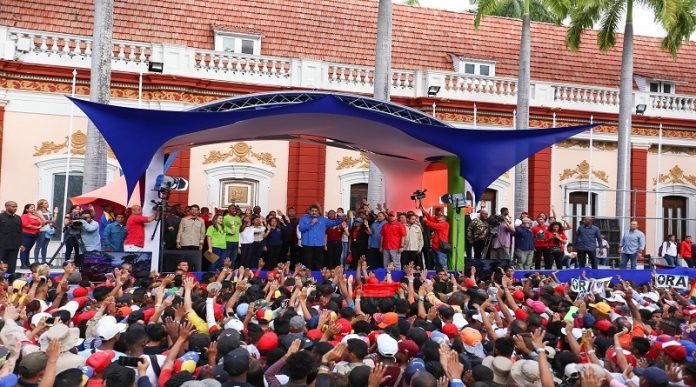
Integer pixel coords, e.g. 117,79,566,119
2,0,695,92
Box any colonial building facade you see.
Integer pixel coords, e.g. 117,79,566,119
1,0,696,255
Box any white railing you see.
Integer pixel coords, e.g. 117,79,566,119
3,25,696,119
553,84,620,106
649,92,696,112
10,28,152,71
192,49,292,86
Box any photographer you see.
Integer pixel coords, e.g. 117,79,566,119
71,211,100,260
488,207,515,260
468,209,490,259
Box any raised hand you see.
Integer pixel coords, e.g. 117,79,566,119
368,363,392,387
286,339,302,358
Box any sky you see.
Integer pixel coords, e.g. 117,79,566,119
393,0,670,38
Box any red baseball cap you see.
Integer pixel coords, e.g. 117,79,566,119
514,309,528,321
512,290,525,302
72,287,88,298
463,278,476,288
256,332,279,352
594,319,612,332
398,339,419,358
441,323,459,338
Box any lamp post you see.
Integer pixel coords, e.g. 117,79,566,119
428,86,440,117
139,61,164,107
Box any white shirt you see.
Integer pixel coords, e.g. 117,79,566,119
662,241,678,256
239,226,255,244
596,239,609,258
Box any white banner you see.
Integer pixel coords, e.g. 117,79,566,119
570,278,594,294
655,273,690,290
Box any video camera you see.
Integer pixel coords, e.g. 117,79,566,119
440,193,467,208
154,175,189,198
411,189,427,201
66,211,88,235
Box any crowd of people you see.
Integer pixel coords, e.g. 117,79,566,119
0,245,689,387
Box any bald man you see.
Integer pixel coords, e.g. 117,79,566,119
0,201,22,273
123,205,157,251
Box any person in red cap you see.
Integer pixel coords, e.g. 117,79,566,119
380,211,407,270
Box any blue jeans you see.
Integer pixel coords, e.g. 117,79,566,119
210,247,226,272
620,253,637,269
20,233,38,268
664,254,677,266
226,241,239,267
33,231,50,263
340,241,349,268
432,249,448,270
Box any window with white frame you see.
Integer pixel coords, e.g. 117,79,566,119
459,60,495,77
214,32,261,55
649,80,675,94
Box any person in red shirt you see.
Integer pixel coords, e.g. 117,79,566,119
20,203,42,269
420,205,450,270
123,205,157,251
544,222,567,270
680,235,693,268
381,211,407,270
325,210,344,269
531,215,549,270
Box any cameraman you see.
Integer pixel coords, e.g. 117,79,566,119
489,208,515,260
72,211,101,263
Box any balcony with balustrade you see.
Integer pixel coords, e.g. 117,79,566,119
1,26,695,120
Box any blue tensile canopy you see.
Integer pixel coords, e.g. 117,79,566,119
68,91,594,210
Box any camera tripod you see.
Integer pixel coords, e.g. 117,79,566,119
46,231,86,269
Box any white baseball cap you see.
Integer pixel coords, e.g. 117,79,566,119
96,315,127,341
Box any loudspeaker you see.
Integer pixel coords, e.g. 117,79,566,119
162,249,202,272
465,259,512,281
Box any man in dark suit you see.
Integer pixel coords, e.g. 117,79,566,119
0,201,22,273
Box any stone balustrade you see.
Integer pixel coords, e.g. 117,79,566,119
1,25,695,120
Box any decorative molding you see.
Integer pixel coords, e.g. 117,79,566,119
336,153,370,170
556,139,618,151
653,165,696,186
559,160,609,183
33,130,116,159
648,145,696,156
202,142,276,167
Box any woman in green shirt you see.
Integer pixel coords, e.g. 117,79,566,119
206,214,228,271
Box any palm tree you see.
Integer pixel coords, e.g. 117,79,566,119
404,0,421,5
368,0,392,207
83,0,114,193
564,0,695,233
473,0,564,219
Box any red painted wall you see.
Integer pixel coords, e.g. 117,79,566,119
631,147,648,232
287,142,326,211
528,148,552,218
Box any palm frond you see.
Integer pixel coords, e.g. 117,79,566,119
597,0,625,50
540,0,573,22
403,0,421,5
565,1,603,50
474,0,503,27
489,0,524,18
530,0,565,23
659,0,696,57
640,0,678,28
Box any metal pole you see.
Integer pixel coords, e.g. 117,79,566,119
62,69,77,219
432,101,436,118
588,116,594,217
473,104,477,128
550,113,557,206
513,110,517,129
654,123,663,254
138,70,143,108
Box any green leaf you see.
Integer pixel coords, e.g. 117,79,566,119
596,0,624,50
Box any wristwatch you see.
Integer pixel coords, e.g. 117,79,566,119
534,348,546,354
